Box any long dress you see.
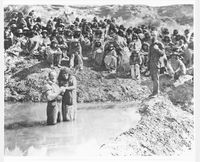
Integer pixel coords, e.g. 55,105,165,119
60,76,77,121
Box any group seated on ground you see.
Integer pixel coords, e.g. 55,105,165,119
4,10,194,80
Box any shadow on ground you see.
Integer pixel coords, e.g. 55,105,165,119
12,61,49,81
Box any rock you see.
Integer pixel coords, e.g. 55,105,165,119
173,75,193,87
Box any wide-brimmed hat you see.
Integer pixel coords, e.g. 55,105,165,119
41,30,48,34
169,52,183,59
17,29,23,34
51,39,58,44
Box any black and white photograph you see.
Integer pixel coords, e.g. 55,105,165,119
3,0,197,161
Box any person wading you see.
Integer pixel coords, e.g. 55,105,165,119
57,68,77,121
149,30,165,98
43,71,65,125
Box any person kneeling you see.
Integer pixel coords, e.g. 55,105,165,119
167,53,186,81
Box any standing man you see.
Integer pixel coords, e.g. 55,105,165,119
149,31,165,97
43,71,65,125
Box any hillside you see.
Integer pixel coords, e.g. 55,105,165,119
4,4,193,31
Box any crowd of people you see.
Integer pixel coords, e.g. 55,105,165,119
4,10,194,124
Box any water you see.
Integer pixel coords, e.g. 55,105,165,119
4,102,140,157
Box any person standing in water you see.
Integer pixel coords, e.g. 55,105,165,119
43,71,65,125
57,68,77,121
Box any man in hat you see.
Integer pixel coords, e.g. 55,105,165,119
46,39,62,68
162,35,174,58
38,30,51,60
93,41,104,66
184,29,190,43
149,30,165,97
13,29,27,48
4,27,14,50
27,30,42,57
46,20,54,36
69,39,83,71
91,28,104,56
57,35,69,60
43,70,65,125
171,29,179,45
50,29,59,41
126,27,133,45
167,52,186,80
41,30,51,47
16,12,27,29
25,15,34,30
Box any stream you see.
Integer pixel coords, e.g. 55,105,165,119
4,102,141,156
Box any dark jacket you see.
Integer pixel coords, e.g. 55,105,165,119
149,41,165,69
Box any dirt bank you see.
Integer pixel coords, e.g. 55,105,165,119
99,95,194,156
4,57,151,103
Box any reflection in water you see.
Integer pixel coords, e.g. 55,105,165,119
4,102,140,156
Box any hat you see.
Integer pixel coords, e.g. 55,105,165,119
169,52,182,59
59,23,65,27
51,39,58,44
163,35,171,42
119,25,125,31
10,24,17,28
118,29,125,37
23,27,29,31
57,27,63,32
173,29,178,35
132,33,138,39
36,17,41,22
72,38,79,43
95,29,102,35
109,43,114,48
18,12,24,17
184,29,190,34
142,42,149,48
41,30,48,34
74,28,81,32
17,29,23,34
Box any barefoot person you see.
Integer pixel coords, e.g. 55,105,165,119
44,71,65,125
58,68,77,121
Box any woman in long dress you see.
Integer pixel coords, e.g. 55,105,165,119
57,68,77,121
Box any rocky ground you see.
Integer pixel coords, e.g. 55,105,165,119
99,95,194,156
